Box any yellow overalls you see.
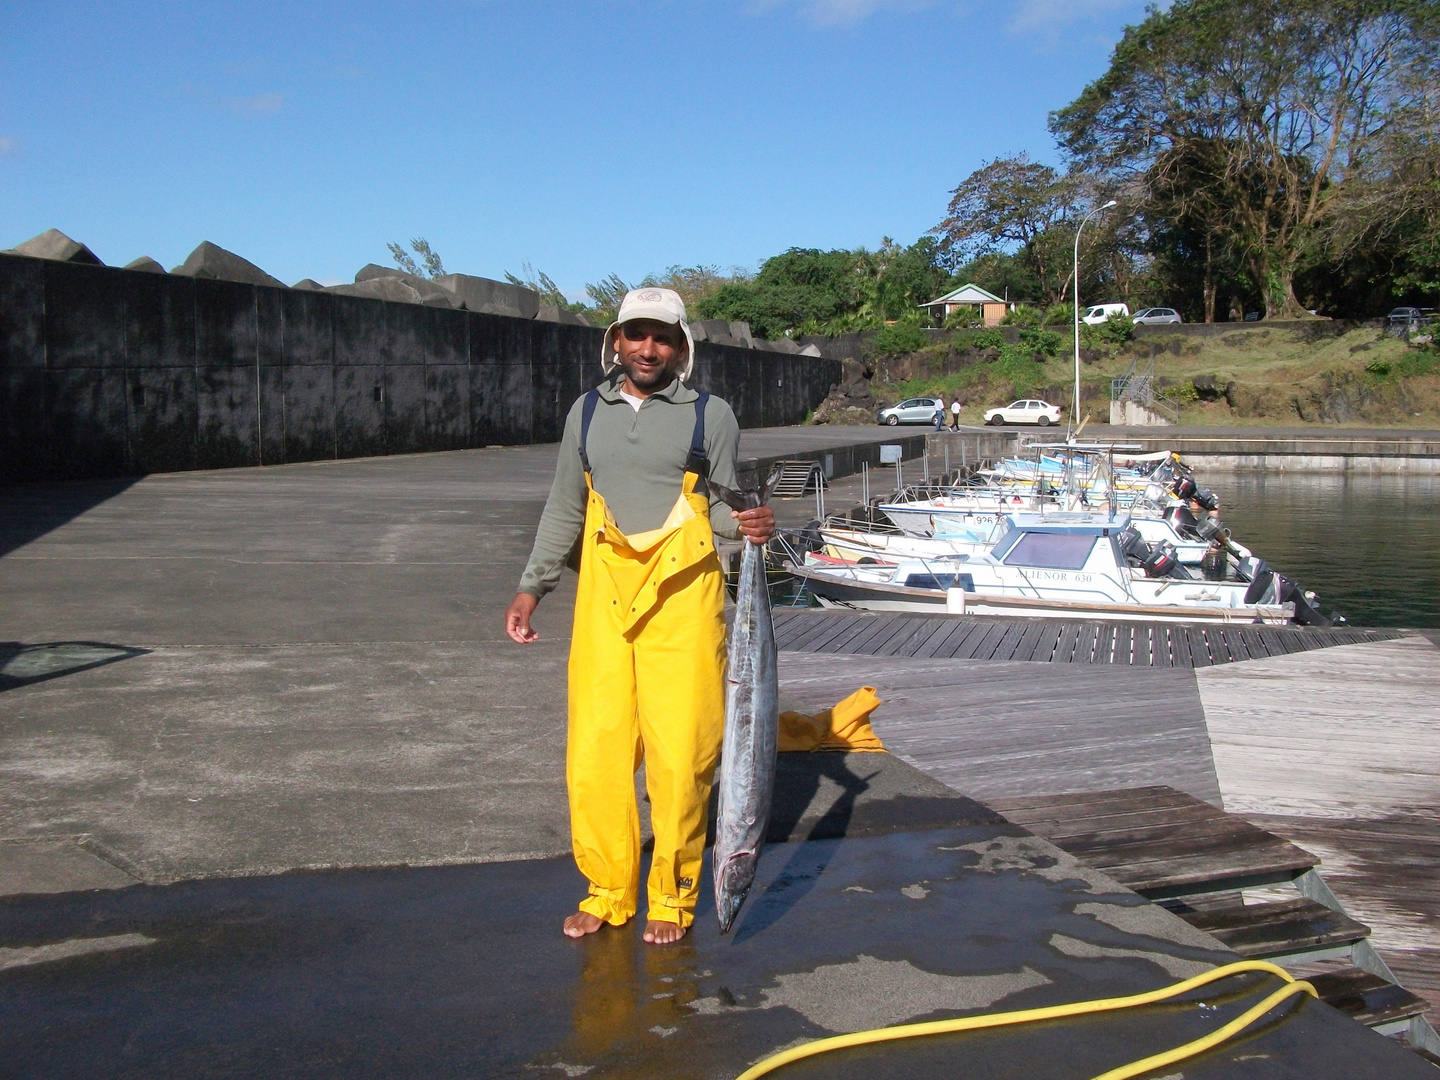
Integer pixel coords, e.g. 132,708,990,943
567,391,727,929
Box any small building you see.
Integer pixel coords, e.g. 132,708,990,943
921,283,1011,328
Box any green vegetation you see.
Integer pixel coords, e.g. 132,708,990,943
388,237,445,279
870,325,1440,428
871,315,928,358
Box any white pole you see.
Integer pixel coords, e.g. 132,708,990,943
1073,199,1117,436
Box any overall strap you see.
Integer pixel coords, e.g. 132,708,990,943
683,391,711,478
577,388,601,474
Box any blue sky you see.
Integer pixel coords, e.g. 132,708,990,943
1,0,1152,296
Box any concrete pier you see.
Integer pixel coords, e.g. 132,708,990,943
1096,426,1440,473
3,428,1437,1074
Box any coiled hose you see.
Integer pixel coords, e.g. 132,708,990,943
735,959,1317,1080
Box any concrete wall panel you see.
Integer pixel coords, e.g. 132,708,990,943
47,368,129,476
44,262,125,369
0,257,45,369
129,366,197,473
424,364,469,451
469,310,532,367
124,271,195,368
195,279,258,368
404,305,466,367
258,365,286,465
0,368,48,476
333,295,389,369
196,366,260,469
282,365,335,462
472,361,532,446
279,290,334,368
256,286,285,369
334,363,387,459
383,364,428,454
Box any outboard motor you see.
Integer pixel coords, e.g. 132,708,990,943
1242,560,1274,605
1172,474,1198,502
1116,526,1149,564
1276,575,1335,627
1163,503,1201,537
1196,518,1235,579
1141,540,1185,579
1193,489,1219,513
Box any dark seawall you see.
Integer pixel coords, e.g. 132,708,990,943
0,254,841,483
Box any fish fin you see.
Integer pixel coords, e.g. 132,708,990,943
706,477,757,512
707,464,784,511
759,464,784,507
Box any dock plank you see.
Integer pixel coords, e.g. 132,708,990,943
1051,622,1080,664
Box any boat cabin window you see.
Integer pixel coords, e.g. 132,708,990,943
1001,531,1096,570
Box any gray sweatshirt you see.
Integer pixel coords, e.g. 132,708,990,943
518,376,742,599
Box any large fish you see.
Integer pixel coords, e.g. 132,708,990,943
708,468,781,934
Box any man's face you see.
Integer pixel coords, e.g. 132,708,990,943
614,319,686,391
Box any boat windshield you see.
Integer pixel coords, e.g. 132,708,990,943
1001,532,1096,570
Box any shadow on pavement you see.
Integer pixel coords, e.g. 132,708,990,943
0,642,150,691
0,478,141,558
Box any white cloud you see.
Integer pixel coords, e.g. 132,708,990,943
232,92,284,116
760,0,938,28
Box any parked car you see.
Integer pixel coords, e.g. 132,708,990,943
1081,303,1130,325
1387,306,1427,325
877,397,943,426
984,399,1063,427
1132,307,1183,325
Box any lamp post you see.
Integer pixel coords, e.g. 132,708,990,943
1072,199,1117,435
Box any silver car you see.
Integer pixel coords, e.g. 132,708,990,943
1133,307,1183,325
877,397,943,426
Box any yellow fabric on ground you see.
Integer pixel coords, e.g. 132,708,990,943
567,470,726,929
778,686,886,753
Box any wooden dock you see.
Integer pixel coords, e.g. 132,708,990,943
773,608,1403,667
772,610,1440,1040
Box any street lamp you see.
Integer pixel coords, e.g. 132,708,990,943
1072,199,1117,435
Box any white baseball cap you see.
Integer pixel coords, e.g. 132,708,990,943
601,287,695,381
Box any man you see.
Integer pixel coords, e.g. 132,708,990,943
505,288,775,946
950,398,962,431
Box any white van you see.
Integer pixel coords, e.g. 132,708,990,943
1081,303,1130,325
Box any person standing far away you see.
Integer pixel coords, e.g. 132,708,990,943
504,288,776,946
950,398,962,431
933,399,946,431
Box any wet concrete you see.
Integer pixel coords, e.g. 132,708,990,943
3,823,1429,1079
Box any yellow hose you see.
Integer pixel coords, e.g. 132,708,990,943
734,959,1317,1080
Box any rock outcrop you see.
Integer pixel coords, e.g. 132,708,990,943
6,228,103,265
535,304,592,326
431,274,540,319
122,256,166,273
811,357,878,425
170,242,287,289
327,273,457,308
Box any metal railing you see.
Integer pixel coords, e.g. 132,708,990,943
1111,358,1180,422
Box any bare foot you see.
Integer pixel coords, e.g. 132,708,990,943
563,911,604,938
643,920,687,945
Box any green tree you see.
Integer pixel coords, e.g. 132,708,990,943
504,262,572,307
932,154,1081,303
388,237,446,279
1051,0,1437,319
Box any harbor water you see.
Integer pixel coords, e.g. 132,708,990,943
1204,471,1440,629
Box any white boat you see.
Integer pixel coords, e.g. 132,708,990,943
789,512,1330,625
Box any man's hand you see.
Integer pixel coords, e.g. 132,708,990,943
505,592,540,644
732,505,776,546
